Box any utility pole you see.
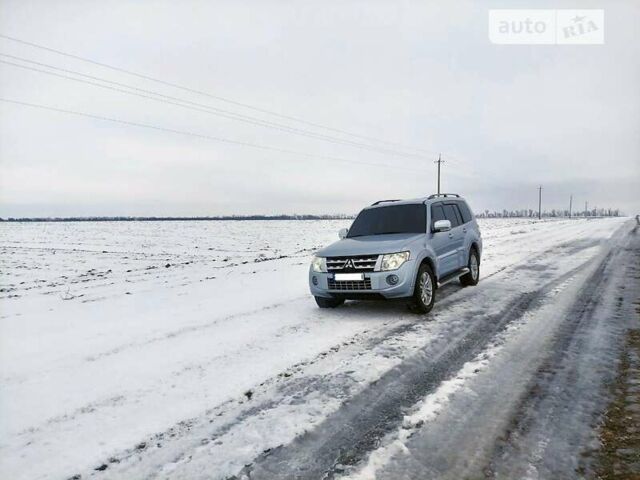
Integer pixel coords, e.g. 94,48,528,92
538,185,542,220
434,154,444,194
569,194,573,218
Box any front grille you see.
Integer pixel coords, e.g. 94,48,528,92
328,278,372,290
326,255,378,272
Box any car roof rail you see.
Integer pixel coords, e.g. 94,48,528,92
427,193,461,200
371,199,401,206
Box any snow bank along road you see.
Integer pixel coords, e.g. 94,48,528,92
0,217,637,479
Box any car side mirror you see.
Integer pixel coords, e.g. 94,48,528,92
338,228,349,239
433,219,452,233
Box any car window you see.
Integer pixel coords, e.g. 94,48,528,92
347,204,426,237
443,204,461,227
431,204,446,229
452,203,464,225
457,201,472,224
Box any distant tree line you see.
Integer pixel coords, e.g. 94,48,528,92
475,208,621,218
0,208,624,222
0,214,356,222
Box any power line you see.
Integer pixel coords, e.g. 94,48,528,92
0,55,432,161
0,35,480,169
0,33,442,157
0,97,434,173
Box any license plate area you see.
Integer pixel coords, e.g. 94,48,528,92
334,273,364,281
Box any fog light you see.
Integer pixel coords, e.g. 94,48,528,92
312,276,318,285
386,274,399,285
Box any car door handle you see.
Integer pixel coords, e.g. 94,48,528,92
448,232,454,238
463,227,467,233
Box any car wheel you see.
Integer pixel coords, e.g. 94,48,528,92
409,263,436,314
314,296,345,309
460,248,480,287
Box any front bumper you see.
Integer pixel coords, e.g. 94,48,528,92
309,259,416,299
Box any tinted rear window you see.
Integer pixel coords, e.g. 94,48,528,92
457,201,472,223
348,204,426,237
443,204,461,227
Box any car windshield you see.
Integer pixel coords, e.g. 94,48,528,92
347,204,426,237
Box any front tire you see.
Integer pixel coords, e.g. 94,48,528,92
460,248,480,287
409,263,436,314
314,296,344,309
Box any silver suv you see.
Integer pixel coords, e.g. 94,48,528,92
309,193,482,313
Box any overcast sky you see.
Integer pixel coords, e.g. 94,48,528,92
0,0,638,217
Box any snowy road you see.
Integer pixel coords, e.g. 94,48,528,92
0,217,636,479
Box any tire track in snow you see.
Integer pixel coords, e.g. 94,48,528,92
361,223,636,480
233,258,597,479
487,227,640,479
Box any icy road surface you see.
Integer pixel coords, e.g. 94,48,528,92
0,217,636,479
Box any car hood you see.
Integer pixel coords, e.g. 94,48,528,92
316,233,423,257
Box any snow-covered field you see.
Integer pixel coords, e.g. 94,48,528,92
0,217,636,480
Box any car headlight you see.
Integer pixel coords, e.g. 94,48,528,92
311,256,327,272
381,251,410,271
